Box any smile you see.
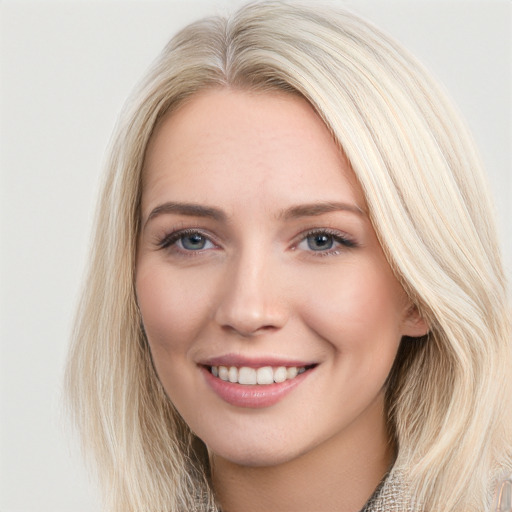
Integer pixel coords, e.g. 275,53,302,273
202,363,317,408
210,365,307,385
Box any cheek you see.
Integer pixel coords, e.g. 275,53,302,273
135,262,213,357
298,261,406,358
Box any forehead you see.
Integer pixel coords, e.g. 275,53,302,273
141,88,365,216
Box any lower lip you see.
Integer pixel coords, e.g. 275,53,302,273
201,366,313,408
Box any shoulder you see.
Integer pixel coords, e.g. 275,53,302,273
362,467,512,512
361,469,420,512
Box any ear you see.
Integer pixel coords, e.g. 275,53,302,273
402,304,429,338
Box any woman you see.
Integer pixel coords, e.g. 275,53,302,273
66,2,512,511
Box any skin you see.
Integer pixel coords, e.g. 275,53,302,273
136,89,427,512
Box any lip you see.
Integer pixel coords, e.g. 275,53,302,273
200,361,316,408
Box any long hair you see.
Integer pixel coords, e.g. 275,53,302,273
65,2,512,510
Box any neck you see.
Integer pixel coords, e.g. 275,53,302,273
210,395,394,512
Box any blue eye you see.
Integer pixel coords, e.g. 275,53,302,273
306,233,334,251
158,230,215,252
180,233,209,250
297,229,356,254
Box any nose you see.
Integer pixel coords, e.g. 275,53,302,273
214,250,288,337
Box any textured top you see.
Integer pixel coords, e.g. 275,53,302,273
360,469,419,512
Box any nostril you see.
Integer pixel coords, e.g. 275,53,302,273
220,322,280,338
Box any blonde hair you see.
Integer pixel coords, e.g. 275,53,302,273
65,2,512,511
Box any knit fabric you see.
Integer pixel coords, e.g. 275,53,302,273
361,469,419,512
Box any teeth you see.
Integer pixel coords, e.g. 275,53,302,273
238,367,256,385
218,366,229,381
212,365,308,385
287,367,298,379
228,366,238,383
257,366,274,385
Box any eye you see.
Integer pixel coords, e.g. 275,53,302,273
158,229,216,252
179,232,211,250
306,233,335,251
296,229,356,255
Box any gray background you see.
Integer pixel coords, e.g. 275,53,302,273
1,1,510,510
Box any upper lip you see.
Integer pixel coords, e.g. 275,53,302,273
199,353,316,368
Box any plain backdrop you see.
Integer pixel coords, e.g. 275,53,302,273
0,1,510,511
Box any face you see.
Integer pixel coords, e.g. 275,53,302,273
136,89,426,467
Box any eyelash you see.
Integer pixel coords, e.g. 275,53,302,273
157,228,216,254
156,228,357,256
294,228,357,256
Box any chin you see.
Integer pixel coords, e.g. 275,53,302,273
205,431,313,468
213,448,298,468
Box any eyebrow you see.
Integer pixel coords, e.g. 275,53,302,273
144,202,227,228
280,202,366,219
143,200,365,229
